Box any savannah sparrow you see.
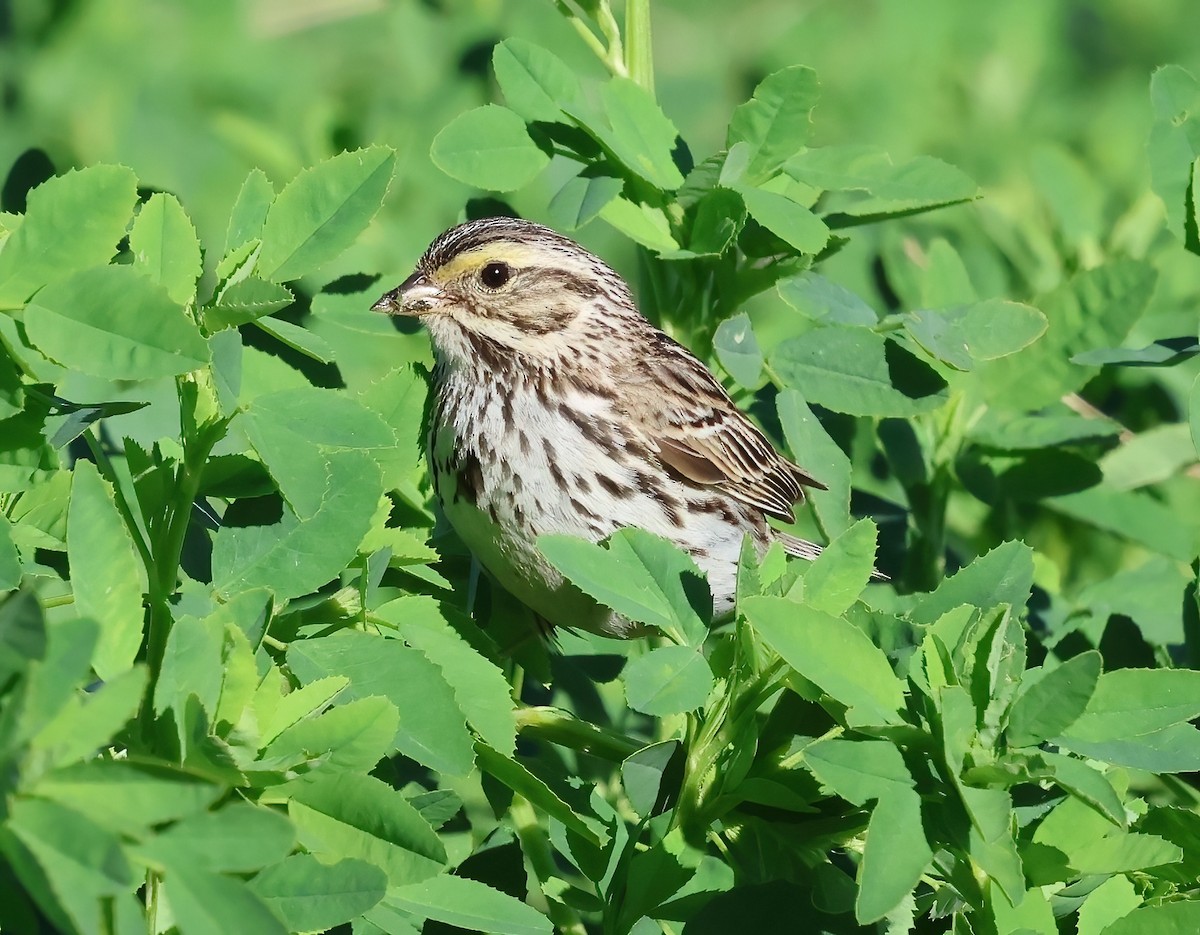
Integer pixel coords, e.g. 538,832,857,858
373,217,827,638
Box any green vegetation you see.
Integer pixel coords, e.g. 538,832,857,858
2,1,1200,932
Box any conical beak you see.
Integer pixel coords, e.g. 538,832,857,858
372,272,444,316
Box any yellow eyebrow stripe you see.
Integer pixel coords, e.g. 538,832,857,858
433,243,544,282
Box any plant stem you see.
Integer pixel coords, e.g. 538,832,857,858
623,0,654,94
515,705,642,761
83,429,154,571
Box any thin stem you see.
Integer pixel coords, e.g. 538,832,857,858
623,0,654,94
515,705,642,761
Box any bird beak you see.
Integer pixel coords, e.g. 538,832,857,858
372,272,444,317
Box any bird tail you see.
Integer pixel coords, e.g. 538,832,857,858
774,531,890,582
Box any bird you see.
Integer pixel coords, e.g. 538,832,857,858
372,216,828,638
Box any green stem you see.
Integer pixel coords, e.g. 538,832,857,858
83,430,154,571
623,0,654,94
515,705,642,761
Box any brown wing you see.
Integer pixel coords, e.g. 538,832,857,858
638,339,825,523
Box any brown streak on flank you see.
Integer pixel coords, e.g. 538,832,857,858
454,451,484,505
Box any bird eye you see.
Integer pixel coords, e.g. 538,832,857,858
480,261,511,290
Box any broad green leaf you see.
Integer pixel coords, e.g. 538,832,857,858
969,408,1122,451
25,266,210,380
598,78,684,190
264,695,399,773
7,798,133,935
284,772,446,886
1047,484,1196,562
713,313,763,388
474,743,604,849
1063,668,1200,741
1071,339,1200,367
1071,833,1181,875
598,197,679,252
623,645,713,716
546,169,623,231
224,167,275,253
798,518,878,615
254,315,334,363
1031,145,1104,246
251,855,386,933
910,539,1034,625
1101,424,1195,490
154,614,222,720
376,597,516,755
129,192,202,305
256,675,350,747
67,460,144,679
622,741,679,818
727,66,820,183
1031,751,1125,826
257,146,396,282
777,390,851,536
769,327,948,417
0,165,137,309
803,738,912,806
30,665,147,768
856,788,932,924
540,529,708,641
431,106,548,192
211,450,381,602
30,760,220,834
204,277,294,330
353,365,427,486
139,802,294,873
238,387,395,518
1056,723,1200,773
905,301,1047,371
777,272,878,326
287,629,475,776
1006,651,1101,747
743,596,905,724
738,186,829,255
673,186,746,258
959,785,1025,904
1075,874,1141,935
976,260,1157,411
1100,896,1200,934
0,513,20,590
1148,65,1200,241
386,875,552,935
165,867,287,935
492,39,582,122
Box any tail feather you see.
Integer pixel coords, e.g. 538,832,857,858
773,531,890,582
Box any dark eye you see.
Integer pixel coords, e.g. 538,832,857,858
480,261,511,289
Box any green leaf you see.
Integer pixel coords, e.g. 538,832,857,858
251,855,386,933
0,513,20,591
598,197,679,252
376,597,516,756
958,785,1025,904
743,596,905,725
546,169,624,231
1063,668,1200,741
211,450,381,602
910,539,1034,625
713,313,763,388
492,39,582,123
1097,900,1200,934
727,66,820,183
257,146,396,282
1006,652,1101,748
1192,374,1200,458
154,614,222,721
621,741,679,819
1029,751,1125,826
798,518,878,615
856,788,932,924
597,78,684,190
431,106,549,192
386,875,552,935
1148,65,1200,241
264,695,399,773
904,301,1047,371
738,186,829,255
67,460,144,679
1047,485,1196,563
284,774,445,887
224,167,275,253
623,645,713,716
139,802,295,873
777,272,878,326
204,277,294,330
30,665,147,768
0,165,137,309
676,186,746,258
1056,723,1200,773
776,390,851,536
803,738,913,806
540,529,708,640
769,327,948,417
24,265,210,380
1101,424,1195,491
286,629,475,776
165,866,288,935
1072,833,1182,875
255,674,348,747
1076,875,1141,935
129,192,202,305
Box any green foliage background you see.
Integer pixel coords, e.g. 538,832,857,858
3,1,1200,933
